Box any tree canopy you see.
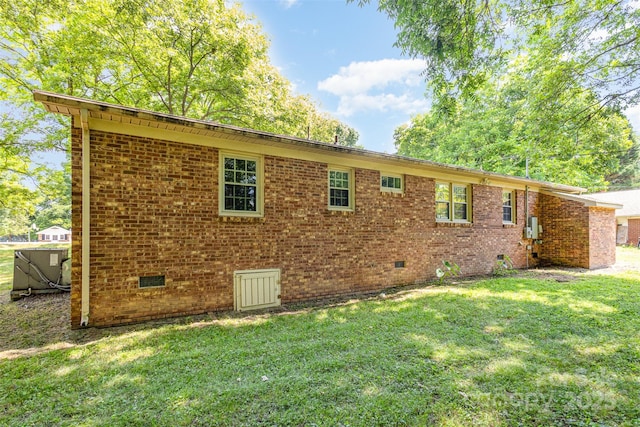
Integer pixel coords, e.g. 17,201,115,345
0,0,359,235
356,0,639,190
358,0,640,116
1,0,358,139
394,61,639,190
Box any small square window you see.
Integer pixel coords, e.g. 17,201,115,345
381,174,403,193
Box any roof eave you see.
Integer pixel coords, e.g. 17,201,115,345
543,191,624,209
33,90,586,194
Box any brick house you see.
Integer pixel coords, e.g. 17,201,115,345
588,189,640,245
34,91,620,328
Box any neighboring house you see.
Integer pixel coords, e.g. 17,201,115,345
36,226,71,242
588,189,640,245
35,91,621,328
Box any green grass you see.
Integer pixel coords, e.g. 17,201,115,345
1,270,639,426
617,245,640,265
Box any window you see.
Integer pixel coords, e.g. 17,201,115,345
503,191,515,223
219,153,263,217
381,174,403,193
436,182,471,222
435,183,451,220
329,168,354,210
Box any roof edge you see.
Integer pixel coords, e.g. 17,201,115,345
542,191,623,209
34,90,586,194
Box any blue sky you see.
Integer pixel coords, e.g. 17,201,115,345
242,0,430,153
242,0,640,154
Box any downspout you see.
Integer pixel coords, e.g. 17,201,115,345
80,109,90,327
525,185,529,269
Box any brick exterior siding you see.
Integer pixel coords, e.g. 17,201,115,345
70,124,617,327
539,194,590,267
71,127,536,326
539,194,616,269
588,207,617,268
628,219,640,246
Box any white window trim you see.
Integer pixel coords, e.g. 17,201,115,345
219,151,264,217
380,172,404,194
435,182,472,223
502,190,516,224
328,167,354,211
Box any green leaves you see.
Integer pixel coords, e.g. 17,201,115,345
436,260,461,283
394,55,639,190
360,0,640,126
0,0,359,235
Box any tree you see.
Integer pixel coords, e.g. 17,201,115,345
33,154,71,230
394,66,638,190
356,0,640,119
1,0,357,139
0,0,358,234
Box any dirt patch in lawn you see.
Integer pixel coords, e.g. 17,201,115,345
0,292,71,358
0,292,155,359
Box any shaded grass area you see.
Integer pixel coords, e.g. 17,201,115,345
1,272,639,426
0,244,71,352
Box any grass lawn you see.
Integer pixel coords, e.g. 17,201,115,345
0,248,639,426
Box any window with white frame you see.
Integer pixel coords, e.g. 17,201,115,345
502,191,515,223
328,168,353,210
220,153,263,216
436,182,471,222
380,173,403,193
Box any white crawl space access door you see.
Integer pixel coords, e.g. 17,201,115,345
233,269,281,311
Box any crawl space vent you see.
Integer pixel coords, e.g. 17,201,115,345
139,275,165,288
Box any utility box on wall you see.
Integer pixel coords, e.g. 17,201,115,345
524,216,541,239
12,248,70,300
529,216,539,239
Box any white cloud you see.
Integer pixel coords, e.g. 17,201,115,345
625,104,640,131
318,59,425,95
318,59,428,116
336,93,429,117
279,0,298,9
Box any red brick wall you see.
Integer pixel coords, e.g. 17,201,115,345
540,194,590,268
71,128,575,326
588,207,617,268
628,218,640,246
539,194,616,268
